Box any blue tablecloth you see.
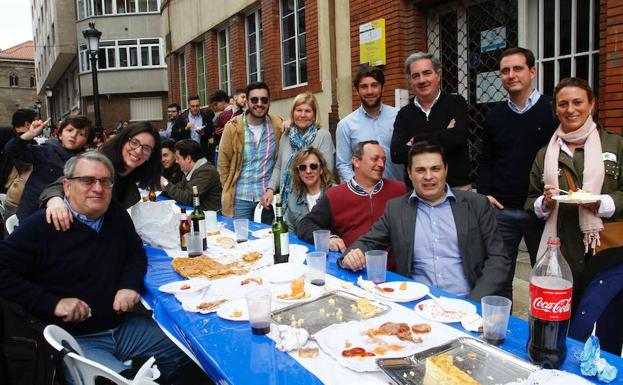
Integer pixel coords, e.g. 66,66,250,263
142,218,623,384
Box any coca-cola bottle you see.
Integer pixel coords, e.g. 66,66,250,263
527,237,573,369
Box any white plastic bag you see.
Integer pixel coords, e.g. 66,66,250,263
130,200,179,249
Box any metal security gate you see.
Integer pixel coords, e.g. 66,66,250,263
427,0,518,182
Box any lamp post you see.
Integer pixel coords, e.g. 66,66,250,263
34,98,42,117
82,22,103,134
45,86,54,123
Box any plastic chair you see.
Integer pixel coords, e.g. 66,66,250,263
43,325,160,385
5,214,18,234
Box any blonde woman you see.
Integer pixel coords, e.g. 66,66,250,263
261,92,334,211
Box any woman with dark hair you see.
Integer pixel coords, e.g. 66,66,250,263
41,122,162,230
285,147,333,234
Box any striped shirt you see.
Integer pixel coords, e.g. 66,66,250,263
235,114,276,202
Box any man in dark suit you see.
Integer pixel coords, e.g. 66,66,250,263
176,95,214,159
340,141,511,301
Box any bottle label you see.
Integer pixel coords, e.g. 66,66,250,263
280,233,289,255
529,282,572,321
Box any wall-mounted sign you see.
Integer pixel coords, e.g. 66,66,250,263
359,19,386,66
480,26,506,52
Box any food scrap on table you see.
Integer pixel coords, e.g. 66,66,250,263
277,278,310,300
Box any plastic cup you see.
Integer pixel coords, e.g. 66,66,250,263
204,210,218,232
481,295,512,346
365,250,387,284
245,288,272,335
306,251,327,286
185,232,203,257
313,230,330,253
233,218,249,243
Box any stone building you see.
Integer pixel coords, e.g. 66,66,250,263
0,41,37,128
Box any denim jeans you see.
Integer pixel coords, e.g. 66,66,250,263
74,313,191,381
233,199,258,220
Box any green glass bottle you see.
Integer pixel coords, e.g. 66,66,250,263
190,185,207,250
272,193,289,264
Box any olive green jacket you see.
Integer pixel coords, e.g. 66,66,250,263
525,130,623,273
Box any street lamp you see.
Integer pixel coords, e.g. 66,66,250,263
34,98,42,116
45,86,54,123
82,22,103,134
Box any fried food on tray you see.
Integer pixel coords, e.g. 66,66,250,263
196,299,228,312
367,321,422,343
215,236,236,249
354,298,382,319
411,323,432,334
277,278,310,300
423,353,481,385
240,277,263,286
242,251,262,263
172,255,248,280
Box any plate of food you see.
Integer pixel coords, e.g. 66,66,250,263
373,281,430,303
216,298,249,321
552,189,599,204
260,263,306,283
158,278,211,294
251,228,273,239
272,278,323,303
414,298,477,323
181,298,229,314
314,314,441,372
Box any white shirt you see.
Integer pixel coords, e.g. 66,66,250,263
413,90,442,119
306,191,321,210
248,123,263,144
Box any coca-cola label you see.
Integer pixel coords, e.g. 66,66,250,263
529,283,572,321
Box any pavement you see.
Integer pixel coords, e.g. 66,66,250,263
511,241,532,320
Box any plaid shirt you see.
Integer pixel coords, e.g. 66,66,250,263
235,114,276,202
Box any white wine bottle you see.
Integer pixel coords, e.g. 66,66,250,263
191,185,207,250
272,193,289,264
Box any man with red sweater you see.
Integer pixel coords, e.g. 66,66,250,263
297,140,406,253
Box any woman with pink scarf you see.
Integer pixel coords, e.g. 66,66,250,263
525,77,623,294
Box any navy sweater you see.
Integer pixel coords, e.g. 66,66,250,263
477,96,558,208
391,92,471,187
0,201,146,335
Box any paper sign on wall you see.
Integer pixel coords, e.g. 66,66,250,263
359,19,386,66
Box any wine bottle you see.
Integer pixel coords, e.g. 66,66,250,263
179,208,190,250
191,186,207,250
272,193,289,264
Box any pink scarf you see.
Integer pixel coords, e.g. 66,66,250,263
537,115,604,259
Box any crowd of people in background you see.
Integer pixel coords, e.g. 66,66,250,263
0,45,621,383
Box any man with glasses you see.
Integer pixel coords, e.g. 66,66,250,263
218,82,283,219
161,102,185,140
161,139,221,210
0,151,202,384
391,52,471,190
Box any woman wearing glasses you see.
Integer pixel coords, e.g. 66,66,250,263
285,147,334,233
261,92,335,212
41,122,162,230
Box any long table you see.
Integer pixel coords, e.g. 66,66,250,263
141,218,623,384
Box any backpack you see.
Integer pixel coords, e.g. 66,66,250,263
0,298,65,385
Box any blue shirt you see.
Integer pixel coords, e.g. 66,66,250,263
64,197,104,232
507,88,541,114
410,187,471,297
187,112,203,143
335,104,403,182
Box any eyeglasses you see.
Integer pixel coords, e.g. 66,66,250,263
128,137,153,154
297,163,320,172
249,96,269,105
67,176,114,188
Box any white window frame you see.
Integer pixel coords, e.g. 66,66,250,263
179,52,188,109
218,27,232,95
245,8,264,83
525,0,599,93
196,42,206,106
78,38,165,72
75,0,159,20
279,0,307,89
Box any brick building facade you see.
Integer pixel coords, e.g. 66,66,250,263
0,41,37,128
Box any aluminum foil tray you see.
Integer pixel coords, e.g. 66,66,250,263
377,337,539,385
271,290,390,335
